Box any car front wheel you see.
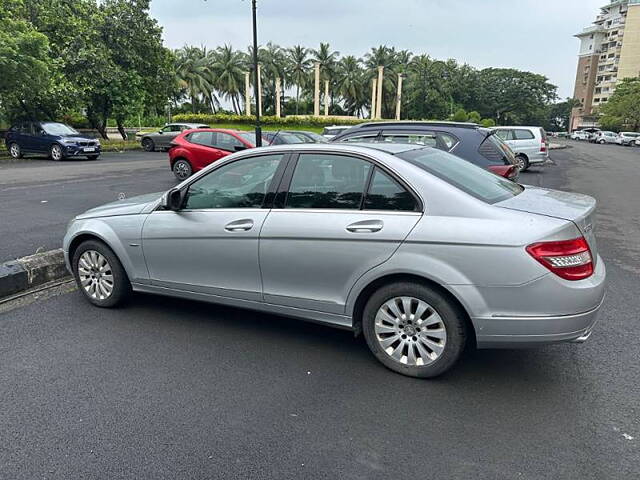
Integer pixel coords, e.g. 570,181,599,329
173,159,192,180
516,154,530,172
362,282,468,378
142,138,155,152
9,142,23,159
50,144,64,161
72,240,131,308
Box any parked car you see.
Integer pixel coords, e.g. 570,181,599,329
615,131,640,146
139,123,209,152
263,131,307,145
5,121,101,161
571,130,590,141
331,121,519,180
285,130,328,143
63,143,605,378
592,131,618,144
493,126,548,171
167,128,258,180
322,125,352,139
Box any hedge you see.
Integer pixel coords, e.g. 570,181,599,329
171,113,369,128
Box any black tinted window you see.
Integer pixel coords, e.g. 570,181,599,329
184,155,283,209
188,131,214,146
365,168,417,211
286,154,372,209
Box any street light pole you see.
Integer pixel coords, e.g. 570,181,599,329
251,0,262,146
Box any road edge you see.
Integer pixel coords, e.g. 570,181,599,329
0,249,70,299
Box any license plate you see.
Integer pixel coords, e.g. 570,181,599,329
83,147,96,152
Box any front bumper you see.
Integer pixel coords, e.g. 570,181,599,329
63,144,101,157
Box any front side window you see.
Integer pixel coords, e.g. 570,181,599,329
286,153,372,209
184,154,284,209
213,132,244,151
396,147,522,204
188,131,214,146
364,168,417,211
495,129,513,141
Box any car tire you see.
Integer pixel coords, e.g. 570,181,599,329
362,282,468,378
598,139,605,144
87,155,100,160
516,154,530,172
142,138,155,152
72,239,131,308
173,158,192,180
8,142,23,159
50,143,64,161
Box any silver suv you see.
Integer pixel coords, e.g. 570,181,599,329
493,126,549,171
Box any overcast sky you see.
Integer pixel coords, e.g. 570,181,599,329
150,0,605,99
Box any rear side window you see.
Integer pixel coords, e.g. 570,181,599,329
380,131,457,151
514,129,535,140
395,148,523,204
286,154,372,209
364,168,417,211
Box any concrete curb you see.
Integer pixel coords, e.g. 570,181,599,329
0,249,70,299
549,143,568,150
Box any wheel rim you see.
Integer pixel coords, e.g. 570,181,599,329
374,296,447,366
78,250,114,300
144,139,152,151
51,145,62,160
10,144,19,157
174,161,190,179
516,156,526,169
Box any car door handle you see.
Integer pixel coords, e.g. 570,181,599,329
224,219,254,232
346,220,383,233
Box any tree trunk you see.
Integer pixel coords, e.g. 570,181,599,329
295,85,300,115
116,120,127,140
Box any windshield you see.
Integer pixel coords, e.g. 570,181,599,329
236,131,261,146
395,147,523,204
41,122,78,136
292,131,328,143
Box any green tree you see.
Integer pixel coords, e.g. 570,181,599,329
210,45,247,114
335,56,366,116
467,110,482,123
600,77,640,130
452,108,468,122
286,45,312,115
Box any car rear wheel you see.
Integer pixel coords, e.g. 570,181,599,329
72,240,131,308
50,144,64,161
598,139,606,144
142,138,155,152
173,159,192,180
8,142,23,159
362,282,467,378
515,154,529,172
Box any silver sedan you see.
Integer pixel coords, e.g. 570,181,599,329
63,143,606,378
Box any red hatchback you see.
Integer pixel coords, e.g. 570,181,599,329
168,128,259,180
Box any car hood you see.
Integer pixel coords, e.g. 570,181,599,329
76,192,163,219
59,135,97,142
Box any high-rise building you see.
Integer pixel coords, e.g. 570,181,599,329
570,0,640,131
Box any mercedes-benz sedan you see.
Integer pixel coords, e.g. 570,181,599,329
63,143,606,378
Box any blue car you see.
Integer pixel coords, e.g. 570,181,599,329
5,121,101,160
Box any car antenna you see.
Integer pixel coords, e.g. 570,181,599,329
269,130,280,146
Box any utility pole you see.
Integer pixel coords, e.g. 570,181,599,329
251,0,262,146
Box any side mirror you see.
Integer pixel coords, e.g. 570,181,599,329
162,188,183,211
234,145,247,152
158,130,163,134
40,130,47,136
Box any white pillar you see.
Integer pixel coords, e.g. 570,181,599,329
395,74,403,121
376,65,384,119
324,80,329,117
275,77,281,118
244,72,251,116
314,62,320,117
370,78,377,120
257,64,263,117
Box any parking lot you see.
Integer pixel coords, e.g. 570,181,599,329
0,141,639,478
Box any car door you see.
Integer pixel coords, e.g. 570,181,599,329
259,151,422,315
19,122,37,153
495,129,517,151
31,122,51,153
157,125,182,148
141,153,287,301
512,129,537,156
184,131,227,167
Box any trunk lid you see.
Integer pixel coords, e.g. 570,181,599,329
496,186,598,262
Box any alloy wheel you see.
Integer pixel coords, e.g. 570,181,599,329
77,250,114,300
516,156,526,170
51,144,63,161
374,296,447,366
173,160,191,180
10,143,21,158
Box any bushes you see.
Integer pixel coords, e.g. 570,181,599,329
172,113,366,128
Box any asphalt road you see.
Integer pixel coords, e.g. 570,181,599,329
0,140,638,479
0,151,177,261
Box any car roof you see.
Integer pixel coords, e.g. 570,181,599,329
171,122,209,127
231,142,429,156
494,126,542,130
186,128,246,134
352,121,479,129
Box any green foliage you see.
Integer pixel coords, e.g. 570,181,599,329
452,108,468,122
601,77,640,130
480,118,496,127
467,111,481,123
545,98,581,131
172,113,366,128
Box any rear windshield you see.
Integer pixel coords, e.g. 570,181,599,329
478,134,516,166
395,148,523,204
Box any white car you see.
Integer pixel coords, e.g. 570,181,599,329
493,126,549,171
592,131,618,144
571,131,590,141
615,132,640,146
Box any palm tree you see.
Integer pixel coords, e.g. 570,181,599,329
175,46,215,113
260,42,287,114
312,43,339,112
287,45,312,115
209,45,247,114
364,45,399,118
335,56,366,117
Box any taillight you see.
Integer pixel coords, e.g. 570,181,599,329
488,165,517,179
526,237,593,281
540,142,547,153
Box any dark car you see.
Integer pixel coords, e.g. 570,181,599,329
139,123,209,152
331,121,519,180
284,130,328,143
263,131,307,145
5,121,101,161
